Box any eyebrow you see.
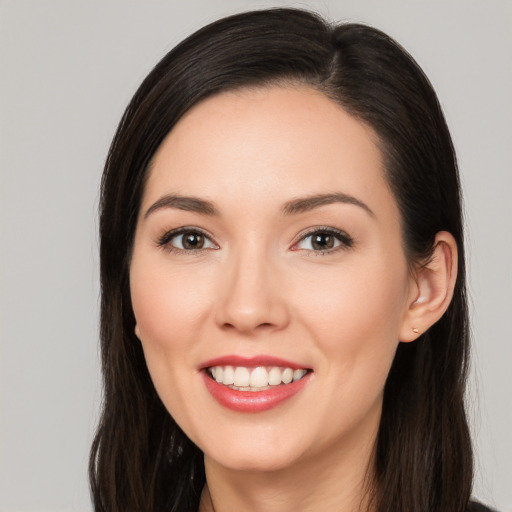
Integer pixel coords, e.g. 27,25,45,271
281,193,375,217
144,191,375,220
144,194,219,219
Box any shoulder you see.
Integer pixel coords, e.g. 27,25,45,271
469,501,499,512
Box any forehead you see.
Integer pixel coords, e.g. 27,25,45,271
144,85,394,218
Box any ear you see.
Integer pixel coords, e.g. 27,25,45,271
399,231,458,342
134,323,141,339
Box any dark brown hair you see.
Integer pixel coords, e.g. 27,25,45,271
90,8,472,512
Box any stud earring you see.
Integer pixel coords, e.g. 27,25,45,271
412,327,419,334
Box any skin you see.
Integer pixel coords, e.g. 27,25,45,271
129,86,457,512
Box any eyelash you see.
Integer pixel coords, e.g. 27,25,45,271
156,227,218,255
292,227,354,255
156,226,354,255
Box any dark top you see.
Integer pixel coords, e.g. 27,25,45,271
470,501,498,512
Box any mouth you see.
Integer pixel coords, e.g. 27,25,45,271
206,365,310,391
200,355,313,412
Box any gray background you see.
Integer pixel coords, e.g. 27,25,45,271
1,1,510,510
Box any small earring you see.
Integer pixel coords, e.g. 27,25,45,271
412,327,419,334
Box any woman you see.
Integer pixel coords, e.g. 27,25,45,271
89,8,493,512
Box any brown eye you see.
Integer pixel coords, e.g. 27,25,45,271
182,232,205,249
158,228,217,252
294,228,353,253
311,233,335,250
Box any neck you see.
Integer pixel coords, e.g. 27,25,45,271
198,426,377,512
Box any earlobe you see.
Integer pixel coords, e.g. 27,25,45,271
400,231,458,342
134,324,141,339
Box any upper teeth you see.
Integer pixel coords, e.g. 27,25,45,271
209,366,307,389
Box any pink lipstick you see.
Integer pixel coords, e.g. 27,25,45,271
200,355,312,413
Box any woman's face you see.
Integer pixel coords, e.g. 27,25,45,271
130,86,417,472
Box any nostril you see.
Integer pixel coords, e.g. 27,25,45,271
221,321,274,332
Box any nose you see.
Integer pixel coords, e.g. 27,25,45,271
214,245,289,335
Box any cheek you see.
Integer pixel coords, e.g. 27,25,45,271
290,259,408,433
130,259,213,352
129,258,215,421
295,257,408,350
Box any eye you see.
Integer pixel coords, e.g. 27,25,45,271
293,228,353,253
157,228,218,252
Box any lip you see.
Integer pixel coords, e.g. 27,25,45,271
199,354,312,413
201,370,311,413
199,354,309,371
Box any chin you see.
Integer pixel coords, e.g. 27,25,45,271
201,427,306,473
208,448,300,473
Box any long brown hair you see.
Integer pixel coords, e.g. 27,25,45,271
90,8,472,512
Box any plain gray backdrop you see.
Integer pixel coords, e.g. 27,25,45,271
1,1,511,511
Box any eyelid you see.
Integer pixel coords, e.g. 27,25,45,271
155,225,352,254
290,226,354,253
156,226,219,252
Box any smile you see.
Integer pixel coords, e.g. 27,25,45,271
208,365,308,391
200,356,313,412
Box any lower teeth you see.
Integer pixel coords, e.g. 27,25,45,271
228,385,274,392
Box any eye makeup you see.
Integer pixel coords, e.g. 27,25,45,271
291,226,354,255
155,224,354,257
156,226,218,254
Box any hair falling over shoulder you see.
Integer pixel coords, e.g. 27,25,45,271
90,8,473,512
